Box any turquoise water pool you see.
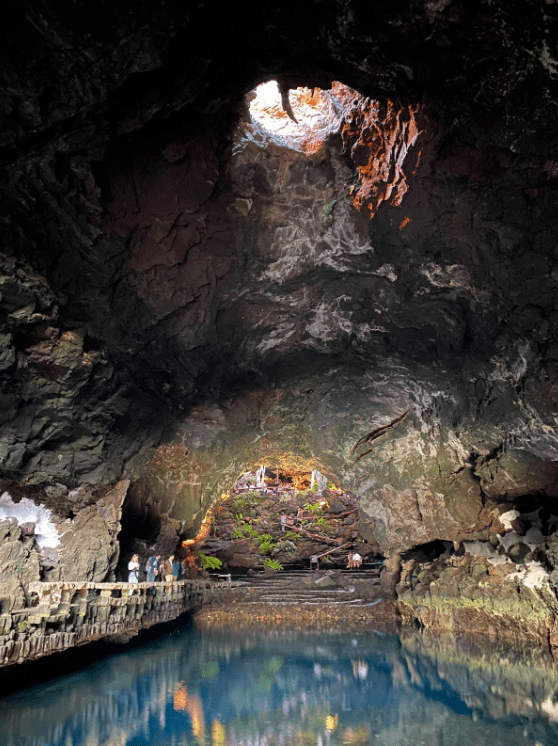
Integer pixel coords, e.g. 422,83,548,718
1,620,558,746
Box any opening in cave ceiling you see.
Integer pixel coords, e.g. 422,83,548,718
248,81,349,153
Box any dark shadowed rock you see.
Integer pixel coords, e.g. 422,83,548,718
323,489,345,514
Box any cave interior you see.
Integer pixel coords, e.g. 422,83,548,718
2,0,558,617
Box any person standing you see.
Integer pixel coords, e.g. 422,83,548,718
172,556,181,580
128,554,140,583
146,554,160,582
164,554,174,581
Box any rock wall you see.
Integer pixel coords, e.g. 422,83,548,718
0,480,127,611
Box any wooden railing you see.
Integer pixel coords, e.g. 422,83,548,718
0,579,229,668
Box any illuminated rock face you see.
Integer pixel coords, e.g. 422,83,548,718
1,0,558,588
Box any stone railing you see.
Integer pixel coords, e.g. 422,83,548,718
0,579,227,668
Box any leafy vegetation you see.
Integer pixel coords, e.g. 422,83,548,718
263,558,284,571
258,534,274,555
231,493,259,514
198,551,222,570
304,500,322,512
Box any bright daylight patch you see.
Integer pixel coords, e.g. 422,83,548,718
0,492,60,548
249,81,346,151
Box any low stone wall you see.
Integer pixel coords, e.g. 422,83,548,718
0,579,217,668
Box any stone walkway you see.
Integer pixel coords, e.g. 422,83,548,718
0,579,223,668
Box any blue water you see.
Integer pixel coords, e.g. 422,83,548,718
1,620,558,746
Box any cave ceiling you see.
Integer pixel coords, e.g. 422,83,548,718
2,0,558,553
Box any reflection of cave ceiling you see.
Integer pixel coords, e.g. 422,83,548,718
2,1,558,552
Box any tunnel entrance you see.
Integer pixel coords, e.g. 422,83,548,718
193,463,378,574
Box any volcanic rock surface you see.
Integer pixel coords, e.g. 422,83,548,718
2,0,558,632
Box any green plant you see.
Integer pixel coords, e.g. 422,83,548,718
258,534,274,555
285,531,299,540
315,517,329,527
198,551,222,570
244,523,259,537
232,528,244,540
234,512,244,523
304,500,322,512
232,494,258,513
264,558,283,571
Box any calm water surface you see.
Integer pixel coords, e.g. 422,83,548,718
1,619,558,746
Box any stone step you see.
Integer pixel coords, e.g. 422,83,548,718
239,576,380,588
254,593,358,601
242,598,367,606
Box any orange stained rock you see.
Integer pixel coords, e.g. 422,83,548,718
182,500,220,548
399,217,410,230
341,100,423,218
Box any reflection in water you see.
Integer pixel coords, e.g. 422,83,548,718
1,620,558,746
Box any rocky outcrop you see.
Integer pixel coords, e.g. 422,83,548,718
393,517,558,648
57,480,128,582
0,519,41,612
0,480,127,612
200,487,366,572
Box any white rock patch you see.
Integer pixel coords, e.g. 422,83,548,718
499,509,520,530
509,562,549,590
542,695,558,722
0,492,60,548
463,540,498,558
498,526,545,552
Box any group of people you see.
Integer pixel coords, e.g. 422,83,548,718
127,553,187,583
